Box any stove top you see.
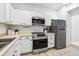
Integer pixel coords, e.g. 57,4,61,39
33,36,48,40
32,32,46,38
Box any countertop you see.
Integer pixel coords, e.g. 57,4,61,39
0,33,32,56
0,34,32,40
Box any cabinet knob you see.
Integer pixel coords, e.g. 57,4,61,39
15,50,17,52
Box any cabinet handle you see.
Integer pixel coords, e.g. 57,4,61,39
13,54,15,56
15,50,17,52
50,43,53,44
50,38,53,39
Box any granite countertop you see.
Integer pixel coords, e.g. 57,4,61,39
0,34,32,40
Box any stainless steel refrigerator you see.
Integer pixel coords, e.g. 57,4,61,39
51,20,66,49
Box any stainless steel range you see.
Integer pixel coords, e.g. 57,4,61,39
32,32,48,54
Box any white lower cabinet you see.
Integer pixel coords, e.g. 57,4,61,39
3,45,15,56
46,33,55,48
13,38,21,56
3,35,32,56
3,38,20,56
21,36,32,54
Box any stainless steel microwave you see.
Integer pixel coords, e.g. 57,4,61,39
32,16,45,26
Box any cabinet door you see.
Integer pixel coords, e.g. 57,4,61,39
3,45,15,56
19,14,32,25
21,36,32,53
14,39,20,56
14,9,32,25
10,4,15,24
45,15,51,26
26,15,32,25
5,3,11,22
13,9,22,25
4,38,21,56
0,3,5,22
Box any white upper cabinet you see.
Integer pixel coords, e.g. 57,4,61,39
10,4,15,24
14,9,52,26
0,3,6,22
45,15,51,26
5,3,11,22
5,3,15,24
27,15,32,25
13,10,22,25
3,3,51,26
14,9,32,25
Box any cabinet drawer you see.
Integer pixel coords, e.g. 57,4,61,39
48,38,54,42
49,34,54,37
49,35,54,37
48,36,54,38
48,42,54,44
48,41,54,44
48,38,54,40
48,35,54,38
48,43,54,48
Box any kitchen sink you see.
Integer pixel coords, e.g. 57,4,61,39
0,38,15,48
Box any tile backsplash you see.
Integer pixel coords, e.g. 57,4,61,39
0,24,7,34
8,25,44,33
0,23,45,35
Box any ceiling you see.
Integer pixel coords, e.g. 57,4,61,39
25,3,63,10
11,3,71,11
28,3,71,10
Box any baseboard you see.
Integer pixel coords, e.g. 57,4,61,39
20,51,32,56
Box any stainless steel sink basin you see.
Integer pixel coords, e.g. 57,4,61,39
0,38,15,48
0,42,8,48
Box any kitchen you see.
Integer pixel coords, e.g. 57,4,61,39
0,3,79,56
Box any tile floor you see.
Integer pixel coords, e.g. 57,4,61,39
22,45,79,56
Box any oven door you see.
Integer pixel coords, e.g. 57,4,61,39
33,40,39,50
39,39,48,49
33,38,48,50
